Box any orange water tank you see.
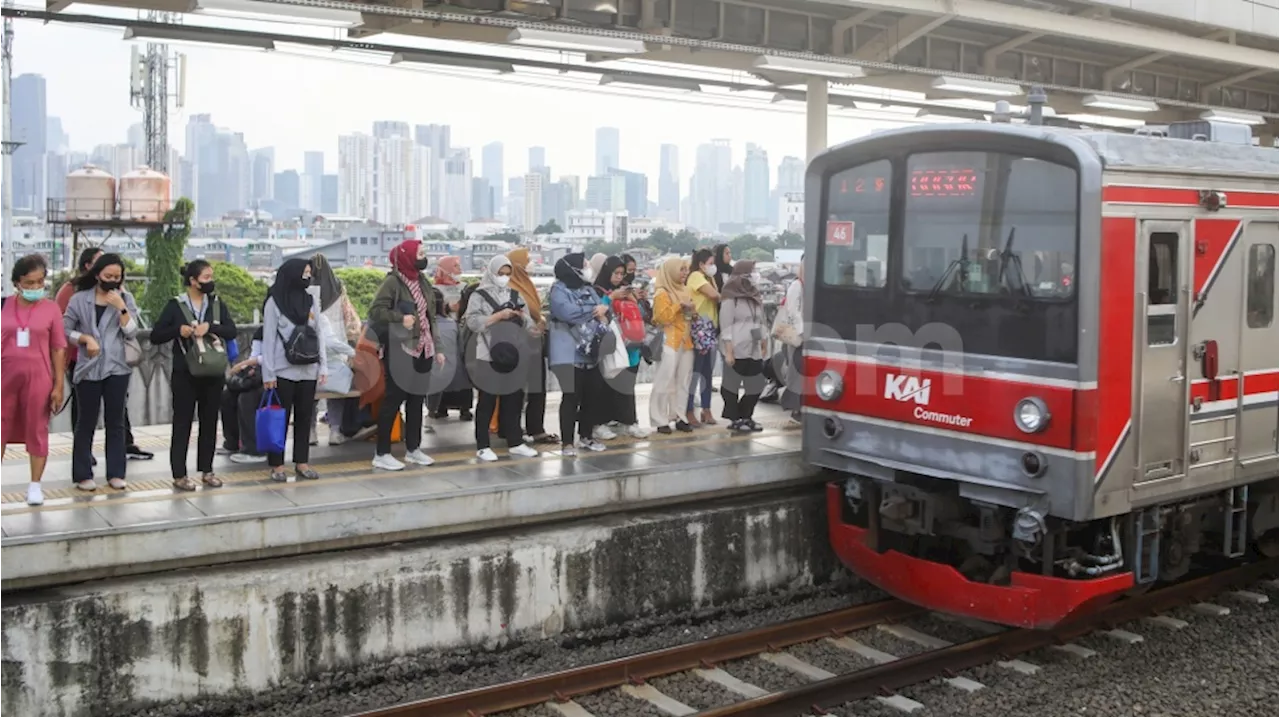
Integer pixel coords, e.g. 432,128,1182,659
119,166,171,221
65,164,117,220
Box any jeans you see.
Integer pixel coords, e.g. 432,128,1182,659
721,358,766,422
72,374,130,482
687,350,714,412
170,374,223,478
267,378,317,468
476,389,526,450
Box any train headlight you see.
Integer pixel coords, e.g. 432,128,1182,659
816,370,844,402
1014,397,1051,433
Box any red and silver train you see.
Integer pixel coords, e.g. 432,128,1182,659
800,119,1278,628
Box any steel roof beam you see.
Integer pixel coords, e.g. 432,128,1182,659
834,0,1278,70
1102,29,1232,89
831,7,879,54
1199,68,1273,102
853,12,952,62
977,8,1106,74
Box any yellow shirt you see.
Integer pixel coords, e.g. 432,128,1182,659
686,270,718,323
653,290,693,351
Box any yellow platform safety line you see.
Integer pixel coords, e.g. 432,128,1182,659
0,425,794,514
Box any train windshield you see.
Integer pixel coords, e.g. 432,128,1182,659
900,152,1077,299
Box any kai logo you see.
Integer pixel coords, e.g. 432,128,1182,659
884,374,931,405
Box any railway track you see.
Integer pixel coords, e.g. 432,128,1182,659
350,560,1274,717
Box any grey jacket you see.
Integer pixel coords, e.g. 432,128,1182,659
62,288,141,384
719,296,767,361
261,295,329,384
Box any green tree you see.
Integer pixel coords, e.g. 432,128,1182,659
645,228,675,252
334,267,387,319
777,230,804,248
743,247,773,262
534,219,563,234
484,231,522,244
209,261,268,324
141,197,194,322
583,240,626,257
670,229,701,254
121,257,147,303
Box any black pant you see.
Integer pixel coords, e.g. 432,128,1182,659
606,364,639,425
721,358,766,422
171,374,224,478
69,360,136,448
552,365,598,444
476,389,526,450
268,378,317,468
525,368,548,436
72,374,130,482
222,385,264,454
377,375,425,455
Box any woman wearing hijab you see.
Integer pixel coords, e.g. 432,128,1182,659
462,255,540,462
368,239,445,472
433,256,464,311
261,258,329,482
718,260,769,433
775,254,806,425
508,247,558,445
311,253,363,444
548,253,610,455
650,256,696,434
427,286,474,421
592,255,649,440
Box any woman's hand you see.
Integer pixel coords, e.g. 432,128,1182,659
83,336,101,358
724,348,735,366
435,352,446,366
402,315,415,329
264,380,277,390
611,288,629,301
679,300,694,311
180,324,195,338
104,290,126,311
593,304,609,319
318,373,328,387
194,322,210,338
50,384,64,414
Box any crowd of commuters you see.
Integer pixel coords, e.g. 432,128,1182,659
0,240,806,506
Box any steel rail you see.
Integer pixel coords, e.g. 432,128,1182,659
347,599,921,717
692,560,1275,717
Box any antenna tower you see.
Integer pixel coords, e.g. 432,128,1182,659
130,11,185,173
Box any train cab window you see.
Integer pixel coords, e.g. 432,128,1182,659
1146,232,1179,345
822,159,891,288
1247,243,1276,329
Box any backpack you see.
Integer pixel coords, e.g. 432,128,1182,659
615,299,646,345
463,288,521,373
176,295,230,378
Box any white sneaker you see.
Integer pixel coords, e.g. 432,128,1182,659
372,453,405,471
476,448,499,462
230,452,267,464
593,425,617,440
404,449,435,466
328,433,348,446
577,438,607,452
509,444,539,458
26,483,43,506
626,424,651,438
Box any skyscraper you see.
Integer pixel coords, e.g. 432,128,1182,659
321,175,338,214
658,144,679,220
441,148,472,227
689,140,732,232
11,74,47,213
523,172,543,230
608,168,648,218
585,175,626,213
337,133,376,220
595,127,620,176
415,124,451,215
528,146,546,174
743,143,770,225
373,121,411,140
302,151,325,213
338,132,430,224
773,155,805,227
481,142,504,213
274,170,301,209
249,148,275,204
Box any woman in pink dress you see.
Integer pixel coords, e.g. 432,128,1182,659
2,254,68,506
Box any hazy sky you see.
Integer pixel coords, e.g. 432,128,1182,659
9,9,929,182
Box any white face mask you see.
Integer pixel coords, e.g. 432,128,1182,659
705,264,717,277
581,267,594,283
495,275,511,288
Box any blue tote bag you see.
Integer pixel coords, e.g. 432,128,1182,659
255,388,287,454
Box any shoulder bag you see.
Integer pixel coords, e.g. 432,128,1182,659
176,296,229,377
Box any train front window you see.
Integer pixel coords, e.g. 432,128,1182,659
900,152,1078,300
822,159,891,289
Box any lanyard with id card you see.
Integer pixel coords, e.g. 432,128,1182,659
14,304,32,348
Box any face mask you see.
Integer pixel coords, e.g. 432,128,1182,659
414,258,429,271
624,272,636,284
20,288,44,302
705,264,717,277
99,279,122,292
581,267,594,283
450,273,462,282
300,275,312,288
199,281,216,295
495,275,511,288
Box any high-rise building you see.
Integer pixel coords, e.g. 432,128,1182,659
743,143,770,225
523,172,544,230
125,123,144,152
303,151,325,212
46,118,68,154
481,142,503,214
415,124,451,215
688,139,732,232
441,148,472,227
585,174,626,213
373,121,411,140
90,144,139,180
608,168,648,218
658,144,679,221
321,175,339,214
338,132,431,224
772,155,805,227
274,170,301,209
528,146,546,174
507,176,526,228
595,127,620,176
337,133,376,220
249,148,275,204
183,114,249,220
471,177,495,220
11,74,47,213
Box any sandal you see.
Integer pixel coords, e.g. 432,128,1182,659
270,470,289,483
295,467,320,481
533,433,560,445
173,477,197,492
202,473,223,488
107,477,128,490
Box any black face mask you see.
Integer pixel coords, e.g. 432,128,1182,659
414,258,430,271
199,281,216,295
299,276,311,288
624,272,636,284
99,279,122,292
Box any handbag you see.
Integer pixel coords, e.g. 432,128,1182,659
601,321,630,379
124,336,143,368
176,296,229,377
254,388,287,454
690,315,718,355
226,364,262,393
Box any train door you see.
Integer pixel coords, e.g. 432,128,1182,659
1135,221,1191,484
1236,221,1279,475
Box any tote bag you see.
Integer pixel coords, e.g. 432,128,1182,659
255,389,288,454
601,321,630,379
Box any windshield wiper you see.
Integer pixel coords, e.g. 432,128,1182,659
996,227,1034,299
926,233,970,303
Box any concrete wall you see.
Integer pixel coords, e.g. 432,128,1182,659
1,490,838,717
1079,0,1278,38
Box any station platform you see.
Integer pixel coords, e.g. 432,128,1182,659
1,388,811,591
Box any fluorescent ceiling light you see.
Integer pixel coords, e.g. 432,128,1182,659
1200,109,1265,125
931,76,1022,97
1061,113,1146,128
752,55,864,79
599,74,701,92
1082,94,1159,113
123,26,274,50
188,0,362,27
506,28,646,54
391,52,514,74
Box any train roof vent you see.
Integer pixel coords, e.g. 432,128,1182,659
1165,120,1254,146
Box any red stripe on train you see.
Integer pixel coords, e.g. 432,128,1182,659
801,354,1089,451
1190,370,1280,403
1103,186,1280,207
1097,217,1136,475
1193,219,1242,297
